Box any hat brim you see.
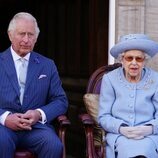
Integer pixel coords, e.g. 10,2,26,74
110,39,158,58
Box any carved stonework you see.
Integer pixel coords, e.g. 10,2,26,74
115,0,158,71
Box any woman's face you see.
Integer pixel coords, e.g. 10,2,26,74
122,50,145,82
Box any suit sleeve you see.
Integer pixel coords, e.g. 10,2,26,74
39,61,68,123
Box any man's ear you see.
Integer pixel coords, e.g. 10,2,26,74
8,31,13,42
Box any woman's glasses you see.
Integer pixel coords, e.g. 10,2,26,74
124,56,145,62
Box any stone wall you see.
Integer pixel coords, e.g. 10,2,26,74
115,0,158,71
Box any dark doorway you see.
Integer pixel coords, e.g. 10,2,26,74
0,0,109,157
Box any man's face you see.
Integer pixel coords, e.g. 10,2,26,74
8,18,37,57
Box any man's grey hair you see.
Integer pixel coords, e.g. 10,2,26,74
8,12,40,38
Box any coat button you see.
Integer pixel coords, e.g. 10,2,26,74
128,104,133,108
129,94,134,98
129,115,133,119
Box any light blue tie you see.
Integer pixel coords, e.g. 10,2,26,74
19,58,27,104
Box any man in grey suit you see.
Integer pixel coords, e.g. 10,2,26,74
0,12,68,158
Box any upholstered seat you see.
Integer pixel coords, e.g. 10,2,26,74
14,115,70,158
79,63,121,158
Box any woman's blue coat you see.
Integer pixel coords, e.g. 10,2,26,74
98,67,158,158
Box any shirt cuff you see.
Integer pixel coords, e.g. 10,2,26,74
36,109,47,124
0,111,11,125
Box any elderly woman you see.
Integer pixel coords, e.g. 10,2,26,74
98,34,158,158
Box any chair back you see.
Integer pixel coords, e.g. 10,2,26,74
83,63,121,158
87,63,121,94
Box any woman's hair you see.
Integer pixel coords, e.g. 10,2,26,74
8,12,40,38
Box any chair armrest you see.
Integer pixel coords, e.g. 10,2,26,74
79,113,97,158
56,115,70,158
57,114,71,126
79,113,94,125
79,113,105,158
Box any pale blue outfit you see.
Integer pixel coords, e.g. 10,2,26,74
98,67,158,158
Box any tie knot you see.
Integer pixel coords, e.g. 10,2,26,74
20,57,26,62
19,58,27,67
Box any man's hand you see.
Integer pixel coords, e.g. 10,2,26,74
5,113,32,131
5,110,41,131
21,110,41,126
119,125,153,139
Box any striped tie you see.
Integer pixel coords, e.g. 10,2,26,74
19,58,27,104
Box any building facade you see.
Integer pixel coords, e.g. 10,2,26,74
113,0,158,69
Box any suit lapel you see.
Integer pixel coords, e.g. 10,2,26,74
24,52,41,92
0,49,20,95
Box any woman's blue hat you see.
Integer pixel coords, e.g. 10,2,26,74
110,34,158,58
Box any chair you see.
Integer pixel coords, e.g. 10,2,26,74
79,63,121,158
14,115,70,158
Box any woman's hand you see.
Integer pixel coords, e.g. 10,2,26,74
119,125,153,139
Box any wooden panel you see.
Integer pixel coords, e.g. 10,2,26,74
88,0,109,74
